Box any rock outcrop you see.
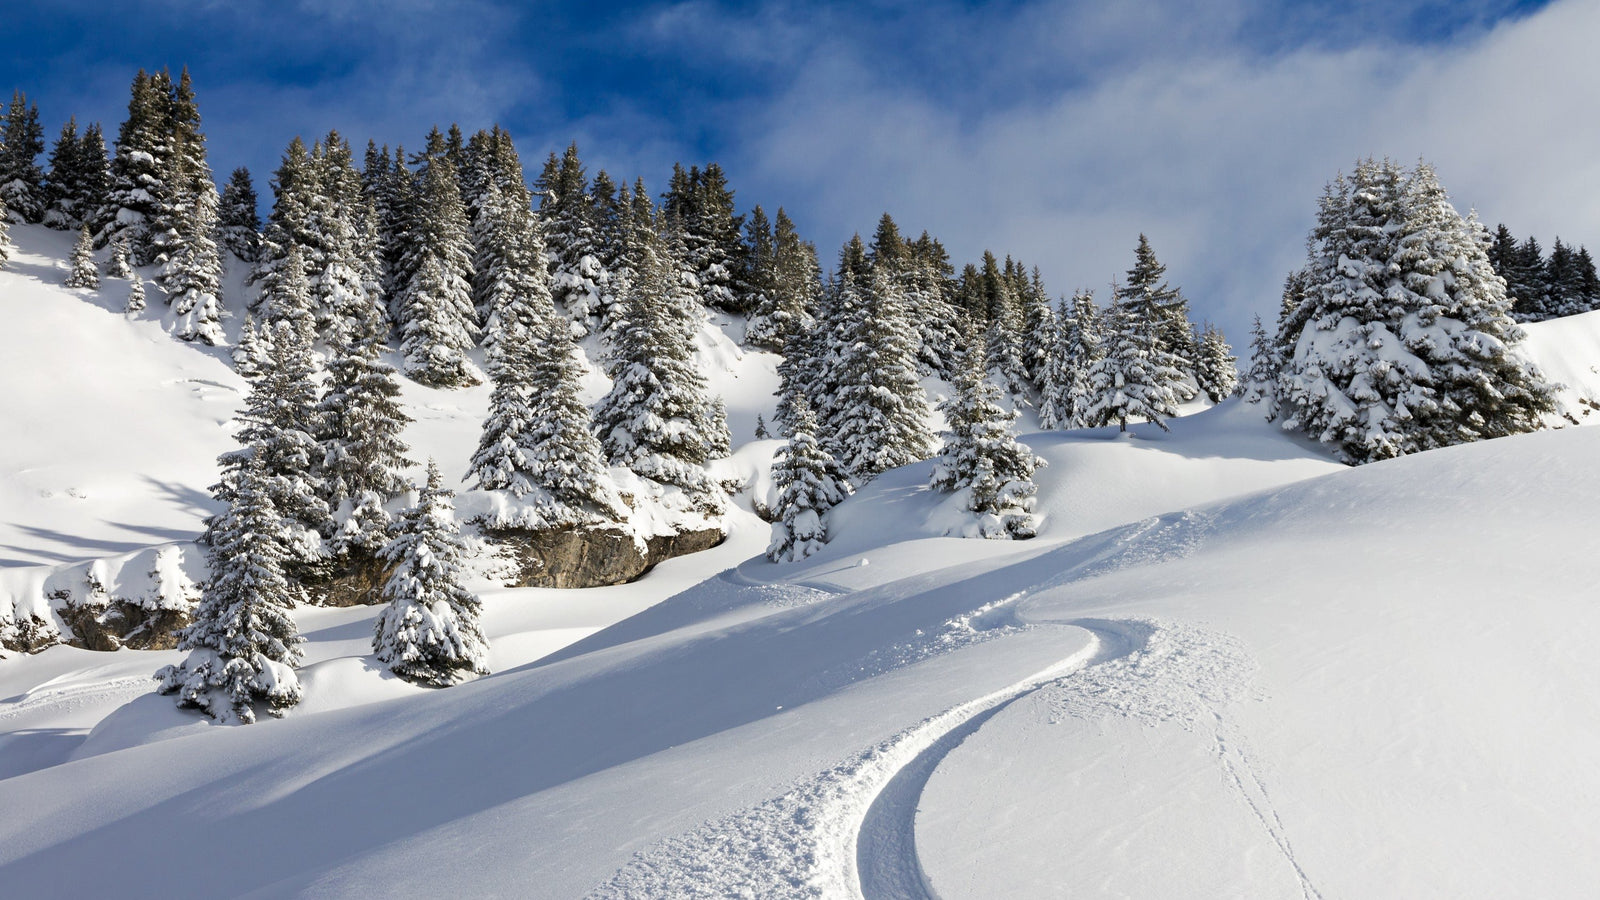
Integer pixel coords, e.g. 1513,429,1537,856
488,524,725,589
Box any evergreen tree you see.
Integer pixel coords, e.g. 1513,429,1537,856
373,461,489,687
766,396,851,562
232,314,271,378
1082,289,1185,432
317,294,412,559
980,252,1031,403
0,90,46,223
1039,291,1102,430
538,143,607,328
105,234,132,279
125,275,146,313
594,198,729,492
159,168,225,345
145,67,209,270
469,178,620,526
157,452,304,724
211,315,329,576
42,117,82,229
1239,315,1280,414
1116,234,1199,393
746,207,820,352
397,146,479,386
217,167,261,262
1193,323,1239,402
1277,159,1553,463
930,332,1044,539
0,195,12,269
1019,267,1058,391
0,194,15,268
64,225,99,288
907,232,964,377
819,252,935,479
95,70,169,255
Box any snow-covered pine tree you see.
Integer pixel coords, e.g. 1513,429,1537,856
821,249,935,479
907,232,964,378
0,90,46,223
317,290,412,560
1193,323,1239,402
1117,234,1199,391
64,225,100,288
468,178,621,527
125,275,146,314
537,143,605,328
766,396,851,562
396,144,479,386
688,163,750,314
310,133,377,349
594,197,729,493
217,167,261,263
980,252,1032,404
160,168,225,345
373,461,489,687
231,314,271,378
94,70,169,256
43,117,81,229
250,137,322,316
105,234,132,279
144,68,208,271
1239,315,1280,413
0,195,12,269
1038,291,1102,430
746,206,819,353
157,452,304,724
740,204,779,347
930,330,1044,539
211,314,329,577
1082,287,1185,432
1020,267,1058,391
1277,159,1553,463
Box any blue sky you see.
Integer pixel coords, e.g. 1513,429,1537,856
3,0,1589,341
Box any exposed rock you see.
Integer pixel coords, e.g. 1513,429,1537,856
59,599,188,651
311,552,395,607
489,524,726,589
0,612,60,654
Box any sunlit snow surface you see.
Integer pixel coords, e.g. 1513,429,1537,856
2,223,1599,898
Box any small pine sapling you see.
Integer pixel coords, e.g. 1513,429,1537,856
125,277,146,313
64,225,99,288
105,235,133,279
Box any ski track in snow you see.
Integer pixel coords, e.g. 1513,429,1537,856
0,675,156,723
589,615,1326,900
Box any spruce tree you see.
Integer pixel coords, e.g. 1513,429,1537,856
105,234,132,279
980,252,1031,403
211,316,329,577
43,117,81,229
157,452,304,724
1240,315,1279,414
217,167,261,262
160,169,225,345
64,225,99,288
232,314,271,378
537,143,606,328
469,178,620,526
95,70,169,255
1039,291,1102,430
1082,289,1185,432
126,276,146,314
1277,159,1553,463
0,195,12,269
594,197,729,493
1117,234,1199,389
1020,267,1058,391
819,251,935,479
397,146,479,386
746,207,820,352
317,294,412,560
1193,324,1239,402
930,332,1044,539
373,461,489,687
907,232,964,378
766,396,851,562
0,90,46,223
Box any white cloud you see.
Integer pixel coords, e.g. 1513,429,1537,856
725,0,1600,342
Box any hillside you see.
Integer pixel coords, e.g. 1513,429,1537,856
2,221,1599,897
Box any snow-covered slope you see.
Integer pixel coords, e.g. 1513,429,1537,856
3,221,1599,897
